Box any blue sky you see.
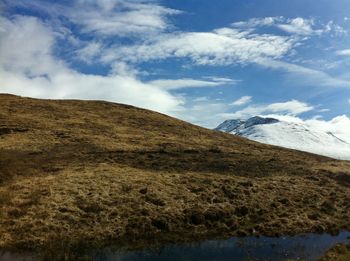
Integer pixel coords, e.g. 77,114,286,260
0,0,350,128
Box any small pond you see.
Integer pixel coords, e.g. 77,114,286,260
1,231,350,261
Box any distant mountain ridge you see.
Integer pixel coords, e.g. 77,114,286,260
216,116,279,132
216,116,350,160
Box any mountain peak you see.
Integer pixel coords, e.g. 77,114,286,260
215,116,350,160
215,116,279,133
214,119,244,132
243,116,279,128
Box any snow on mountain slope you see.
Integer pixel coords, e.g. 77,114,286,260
215,116,350,160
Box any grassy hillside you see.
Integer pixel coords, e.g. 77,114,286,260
0,94,349,255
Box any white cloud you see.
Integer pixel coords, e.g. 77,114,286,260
0,69,184,113
0,14,244,127
0,15,59,77
220,99,313,119
336,49,350,56
324,21,347,36
0,15,183,114
101,29,295,66
0,14,247,124
266,100,314,114
232,17,337,36
7,0,181,37
8,2,344,90
318,108,330,112
257,59,350,88
69,1,181,37
261,114,305,123
75,41,103,63
231,17,283,28
277,18,318,35
204,76,236,83
311,115,323,120
231,96,252,106
94,16,348,89
148,78,237,90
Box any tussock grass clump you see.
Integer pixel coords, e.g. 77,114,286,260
319,243,350,261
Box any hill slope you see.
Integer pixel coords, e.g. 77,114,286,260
0,94,349,256
216,116,350,160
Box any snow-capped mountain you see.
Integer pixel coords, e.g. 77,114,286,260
215,116,350,160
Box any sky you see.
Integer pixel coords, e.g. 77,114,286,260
0,0,350,130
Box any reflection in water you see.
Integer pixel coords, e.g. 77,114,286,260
1,231,350,261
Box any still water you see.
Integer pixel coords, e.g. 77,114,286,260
1,231,350,261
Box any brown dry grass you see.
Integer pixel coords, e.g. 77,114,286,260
319,243,350,261
0,94,349,256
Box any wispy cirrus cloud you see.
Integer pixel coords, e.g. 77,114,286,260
277,18,318,35
92,16,349,89
256,59,350,88
75,41,103,63
231,17,282,28
148,77,237,90
100,28,295,66
231,96,252,106
231,16,345,36
4,0,181,37
68,0,181,37
220,99,314,119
